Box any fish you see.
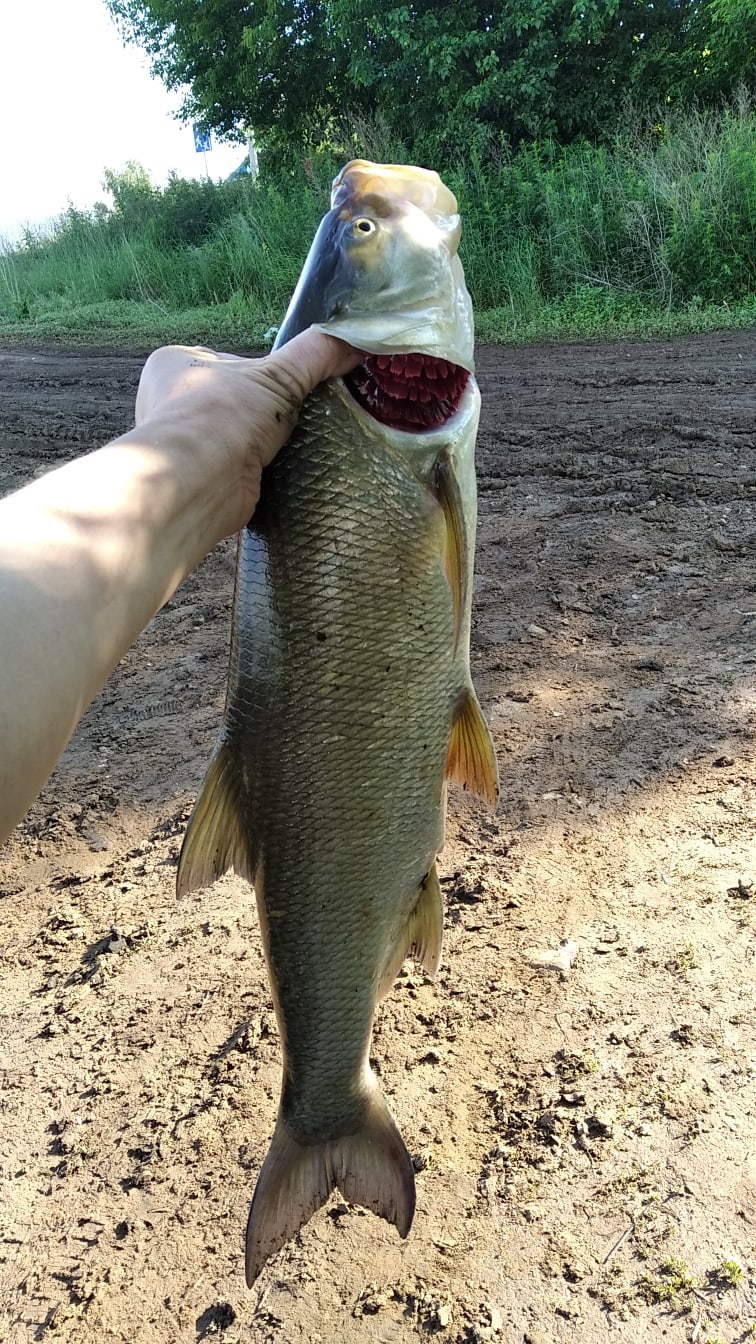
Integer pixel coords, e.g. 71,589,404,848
177,159,498,1286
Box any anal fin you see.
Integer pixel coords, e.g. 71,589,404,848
377,862,445,999
446,685,499,808
407,862,444,978
177,740,253,897
245,1080,415,1286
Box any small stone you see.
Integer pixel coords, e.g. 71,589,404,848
588,1109,615,1138
481,1172,498,1200
435,1303,452,1329
487,1305,503,1331
197,1302,235,1333
81,825,109,852
420,1049,443,1065
521,1203,545,1223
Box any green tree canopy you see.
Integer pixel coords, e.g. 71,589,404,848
107,0,755,159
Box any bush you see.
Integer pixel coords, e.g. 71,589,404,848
0,96,753,340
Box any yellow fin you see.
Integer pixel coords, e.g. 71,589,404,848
176,741,253,897
377,863,444,998
407,862,444,978
432,451,468,653
446,686,499,808
245,1079,415,1286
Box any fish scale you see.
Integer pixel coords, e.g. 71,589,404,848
232,384,454,1146
176,158,498,1287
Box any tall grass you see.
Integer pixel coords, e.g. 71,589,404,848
450,94,756,314
1,97,753,345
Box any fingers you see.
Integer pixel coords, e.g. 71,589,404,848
136,332,361,425
265,329,362,395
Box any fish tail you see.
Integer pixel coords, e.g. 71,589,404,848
245,1083,416,1286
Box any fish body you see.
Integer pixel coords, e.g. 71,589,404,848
178,161,497,1284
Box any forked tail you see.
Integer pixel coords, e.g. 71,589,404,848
245,1080,416,1286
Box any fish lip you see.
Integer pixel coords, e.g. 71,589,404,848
341,351,475,436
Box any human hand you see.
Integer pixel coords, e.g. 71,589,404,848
134,328,361,539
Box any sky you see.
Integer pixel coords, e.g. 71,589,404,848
0,0,245,244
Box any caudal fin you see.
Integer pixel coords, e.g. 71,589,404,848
245,1084,416,1286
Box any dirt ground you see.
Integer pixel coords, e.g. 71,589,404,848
0,329,755,1344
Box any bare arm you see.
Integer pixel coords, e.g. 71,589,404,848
0,330,359,842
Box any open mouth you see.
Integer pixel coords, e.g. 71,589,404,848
345,353,470,432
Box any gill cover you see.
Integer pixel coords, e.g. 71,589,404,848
274,160,474,371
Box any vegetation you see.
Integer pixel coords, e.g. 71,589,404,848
637,1256,698,1304
1,1,753,346
707,1258,745,1290
1,96,753,347
105,0,756,162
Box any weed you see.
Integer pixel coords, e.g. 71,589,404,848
554,1047,599,1081
0,98,754,345
707,1258,744,1290
668,943,699,973
637,1256,697,1304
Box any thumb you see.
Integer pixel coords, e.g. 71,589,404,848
261,330,362,407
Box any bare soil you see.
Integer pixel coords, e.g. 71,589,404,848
1,330,755,1344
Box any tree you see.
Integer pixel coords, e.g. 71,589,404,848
106,0,754,159
106,0,355,149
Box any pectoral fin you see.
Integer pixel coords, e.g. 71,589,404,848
432,452,468,654
446,686,499,808
177,741,253,897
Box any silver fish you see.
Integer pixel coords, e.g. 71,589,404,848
177,160,498,1285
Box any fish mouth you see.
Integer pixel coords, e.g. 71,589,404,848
345,353,470,433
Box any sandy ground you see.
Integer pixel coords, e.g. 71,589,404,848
0,329,755,1344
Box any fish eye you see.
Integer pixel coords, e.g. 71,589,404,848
353,217,376,237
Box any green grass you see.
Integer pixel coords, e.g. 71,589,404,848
2,292,752,351
476,293,756,344
1,98,753,348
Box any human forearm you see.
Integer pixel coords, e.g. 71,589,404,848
0,425,222,839
0,332,360,844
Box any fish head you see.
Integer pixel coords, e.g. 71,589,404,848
274,159,477,437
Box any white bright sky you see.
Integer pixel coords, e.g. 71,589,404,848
0,0,245,244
